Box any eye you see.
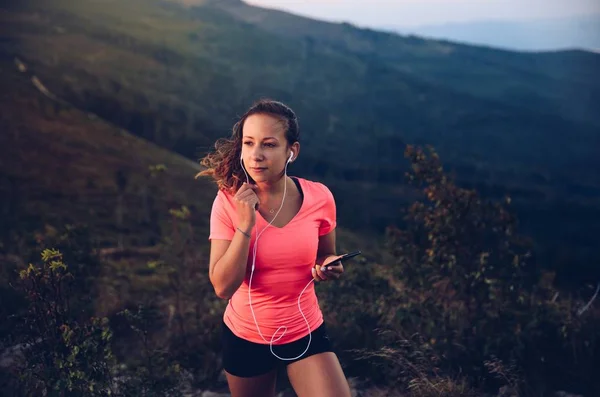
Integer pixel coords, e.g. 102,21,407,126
264,142,276,147
243,141,253,146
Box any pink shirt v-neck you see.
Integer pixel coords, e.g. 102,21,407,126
209,177,337,345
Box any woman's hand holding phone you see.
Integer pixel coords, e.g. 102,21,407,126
312,251,361,282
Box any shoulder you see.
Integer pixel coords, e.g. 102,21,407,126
297,177,334,201
209,189,237,238
211,188,236,211
298,178,335,205
296,178,337,233
216,187,234,199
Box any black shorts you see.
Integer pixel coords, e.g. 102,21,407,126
221,320,334,378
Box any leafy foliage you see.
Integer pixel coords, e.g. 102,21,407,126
387,146,538,363
11,249,115,396
370,145,600,395
95,166,224,391
2,217,215,396
116,306,183,397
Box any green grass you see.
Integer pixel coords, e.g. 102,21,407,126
0,54,381,255
0,58,212,249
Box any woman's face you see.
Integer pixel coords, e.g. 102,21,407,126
241,113,294,184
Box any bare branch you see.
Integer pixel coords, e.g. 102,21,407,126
577,282,600,316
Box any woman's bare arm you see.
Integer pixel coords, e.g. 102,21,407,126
209,229,252,300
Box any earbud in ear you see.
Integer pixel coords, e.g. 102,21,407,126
288,152,294,163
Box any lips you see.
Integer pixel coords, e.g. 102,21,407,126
251,167,267,173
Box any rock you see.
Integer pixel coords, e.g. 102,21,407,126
498,385,518,397
201,391,231,397
0,340,41,368
553,392,583,397
192,376,400,397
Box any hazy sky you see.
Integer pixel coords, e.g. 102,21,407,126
246,0,600,28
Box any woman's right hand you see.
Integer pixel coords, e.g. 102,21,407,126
234,182,259,232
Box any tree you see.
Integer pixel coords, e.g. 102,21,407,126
385,145,545,388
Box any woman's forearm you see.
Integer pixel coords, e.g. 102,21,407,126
210,229,252,299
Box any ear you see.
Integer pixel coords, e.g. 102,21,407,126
289,142,300,163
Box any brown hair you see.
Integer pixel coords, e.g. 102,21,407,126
196,99,300,193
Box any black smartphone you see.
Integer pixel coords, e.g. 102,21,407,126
325,250,362,266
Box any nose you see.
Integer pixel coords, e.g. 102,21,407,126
248,146,264,162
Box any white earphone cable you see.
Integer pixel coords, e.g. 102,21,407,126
240,153,314,360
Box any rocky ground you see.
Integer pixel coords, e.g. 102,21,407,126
181,371,585,397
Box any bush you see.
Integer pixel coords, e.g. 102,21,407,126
10,248,115,396
115,305,184,397
354,330,482,397
4,245,193,396
376,145,600,395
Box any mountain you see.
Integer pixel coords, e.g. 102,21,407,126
1,0,599,285
389,15,600,52
0,56,214,250
0,54,381,271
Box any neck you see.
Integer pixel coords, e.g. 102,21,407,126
255,175,289,197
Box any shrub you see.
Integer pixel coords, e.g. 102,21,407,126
115,305,184,397
10,248,115,396
378,145,600,395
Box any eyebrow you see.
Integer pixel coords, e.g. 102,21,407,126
243,136,279,141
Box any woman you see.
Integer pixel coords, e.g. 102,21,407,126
197,99,352,397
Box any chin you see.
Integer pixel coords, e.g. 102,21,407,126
249,173,269,182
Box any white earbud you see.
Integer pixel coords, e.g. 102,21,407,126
288,151,294,163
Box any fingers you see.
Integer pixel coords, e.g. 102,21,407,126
237,183,257,196
236,183,248,196
237,189,257,202
243,192,260,209
312,265,328,282
234,196,258,210
323,263,343,276
322,263,342,280
312,263,344,282
235,183,260,208
313,253,347,282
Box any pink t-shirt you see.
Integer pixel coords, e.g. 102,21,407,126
209,177,336,345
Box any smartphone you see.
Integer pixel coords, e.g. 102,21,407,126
324,251,362,268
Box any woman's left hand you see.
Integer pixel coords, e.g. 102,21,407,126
312,255,344,282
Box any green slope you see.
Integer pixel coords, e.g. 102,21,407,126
0,56,215,249
1,0,599,284
0,54,381,258
209,0,600,127
4,0,598,177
